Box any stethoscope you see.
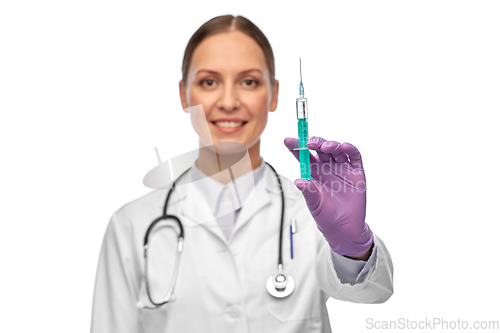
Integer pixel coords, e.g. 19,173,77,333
137,161,295,310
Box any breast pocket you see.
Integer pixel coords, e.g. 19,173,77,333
136,280,173,333
266,290,322,323
262,225,322,323
138,306,170,333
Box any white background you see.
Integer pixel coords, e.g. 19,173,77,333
1,0,499,332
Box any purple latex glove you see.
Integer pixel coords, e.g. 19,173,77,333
284,136,373,258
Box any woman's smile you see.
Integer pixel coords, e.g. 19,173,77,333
210,118,249,134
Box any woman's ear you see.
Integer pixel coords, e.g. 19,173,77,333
269,79,279,112
179,80,189,111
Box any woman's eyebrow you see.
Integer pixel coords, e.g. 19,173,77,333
196,68,262,75
196,69,219,75
238,68,262,75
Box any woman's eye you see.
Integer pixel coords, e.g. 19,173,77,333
242,79,258,87
201,79,215,87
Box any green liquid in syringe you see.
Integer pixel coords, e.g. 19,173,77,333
298,118,311,179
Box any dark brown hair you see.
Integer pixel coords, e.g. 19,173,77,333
181,15,275,86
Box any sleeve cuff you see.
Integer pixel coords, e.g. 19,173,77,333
330,243,378,285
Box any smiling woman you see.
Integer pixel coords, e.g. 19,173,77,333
179,16,279,174
90,14,394,333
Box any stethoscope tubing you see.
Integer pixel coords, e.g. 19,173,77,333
141,161,289,309
262,162,285,269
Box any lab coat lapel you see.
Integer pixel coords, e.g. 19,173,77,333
231,165,273,237
186,185,229,244
164,169,229,245
161,165,274,244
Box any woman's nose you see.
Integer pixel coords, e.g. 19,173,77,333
217,84,240,111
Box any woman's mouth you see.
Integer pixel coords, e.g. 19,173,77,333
211,120,248,134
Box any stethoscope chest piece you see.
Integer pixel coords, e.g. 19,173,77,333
266,268,295,298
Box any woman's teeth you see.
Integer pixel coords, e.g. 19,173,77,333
214,121,244,128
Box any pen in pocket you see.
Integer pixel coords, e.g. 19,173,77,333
290,217,297,259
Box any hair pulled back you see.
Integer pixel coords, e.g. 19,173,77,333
181,15,275,86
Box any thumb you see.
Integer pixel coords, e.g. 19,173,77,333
294,178,322,213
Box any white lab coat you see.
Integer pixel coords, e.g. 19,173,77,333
91,164,394,333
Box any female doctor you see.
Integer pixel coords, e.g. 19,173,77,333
91,14,394,333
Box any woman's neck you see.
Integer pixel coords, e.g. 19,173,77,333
196,139,262,184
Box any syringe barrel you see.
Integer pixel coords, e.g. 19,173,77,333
296,96,311,179
296,97,308,119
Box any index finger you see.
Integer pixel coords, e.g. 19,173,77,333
341,142,364,169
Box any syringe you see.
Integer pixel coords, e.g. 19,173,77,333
294,57,311,179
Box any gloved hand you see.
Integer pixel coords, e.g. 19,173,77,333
284,136,373,258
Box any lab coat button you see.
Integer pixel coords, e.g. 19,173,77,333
228,306,240,318
224,200,232,207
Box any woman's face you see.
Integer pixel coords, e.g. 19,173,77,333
179,30,279,151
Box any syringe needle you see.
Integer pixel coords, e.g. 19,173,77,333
298,57,305,97
299,57,302,83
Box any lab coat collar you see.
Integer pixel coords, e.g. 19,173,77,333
165,168,220,231
190,157,267,216
162,162,277,246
